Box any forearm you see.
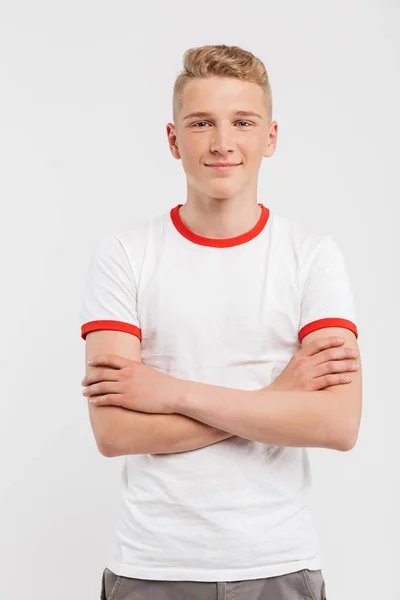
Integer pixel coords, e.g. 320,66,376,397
93,405,235,457
176,382,350,451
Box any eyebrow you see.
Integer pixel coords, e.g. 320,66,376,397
182,110,263,121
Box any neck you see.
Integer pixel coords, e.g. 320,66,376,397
179,189,262,239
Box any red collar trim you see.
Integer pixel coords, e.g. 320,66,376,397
170,203,270,248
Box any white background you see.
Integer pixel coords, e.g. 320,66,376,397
1,1,399,599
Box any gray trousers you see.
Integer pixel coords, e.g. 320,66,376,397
101,566,327,599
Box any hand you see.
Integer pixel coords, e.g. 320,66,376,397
81,354,186,413
268,336,360,392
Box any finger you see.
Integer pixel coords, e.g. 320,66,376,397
301,337,344,358
89,393,124,406
314,360,359,377
88,354,134,369
312,347,358,367
83,381,122,397
82,367,121,386
315,373,353,388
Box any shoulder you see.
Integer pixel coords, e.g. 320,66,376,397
113,210,166,250
97,209,169,270
269,210,329,262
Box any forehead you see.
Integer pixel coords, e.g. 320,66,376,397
180,76,266,116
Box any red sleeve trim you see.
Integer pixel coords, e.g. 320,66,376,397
299,318,358,343
81,320,142,341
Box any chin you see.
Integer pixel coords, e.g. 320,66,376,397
205,185,239,198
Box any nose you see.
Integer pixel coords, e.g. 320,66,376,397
209,125,235,155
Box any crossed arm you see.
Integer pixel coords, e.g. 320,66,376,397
84,328,362,457
85,330,237,456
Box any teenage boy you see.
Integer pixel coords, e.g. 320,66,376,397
81,44,361,600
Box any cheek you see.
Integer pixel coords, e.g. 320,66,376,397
244,136,265,154
180,138,206,170
243,141,266,168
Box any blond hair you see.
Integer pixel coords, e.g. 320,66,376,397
173,44,272,123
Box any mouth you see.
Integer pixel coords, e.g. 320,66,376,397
205,163,242,171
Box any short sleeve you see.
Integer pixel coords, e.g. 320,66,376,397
298,234,358,343
80,234,141,341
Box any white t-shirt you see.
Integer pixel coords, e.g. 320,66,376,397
80,203,358,582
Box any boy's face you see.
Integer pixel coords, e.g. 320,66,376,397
167,76,278,199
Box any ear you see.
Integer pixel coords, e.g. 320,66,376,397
263,121,278,158
166,123,181,160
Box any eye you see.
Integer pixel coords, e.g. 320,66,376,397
193,121,210,128
236,121,252,127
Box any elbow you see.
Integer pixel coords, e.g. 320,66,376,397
97,434,126,457
98,441,119,457
93,429,122,457
88,406,141,457
98,434,140,457
89,406,124,457
335,425,360,452
96,437,117,457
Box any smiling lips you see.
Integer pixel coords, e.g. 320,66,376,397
206,162,242,170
